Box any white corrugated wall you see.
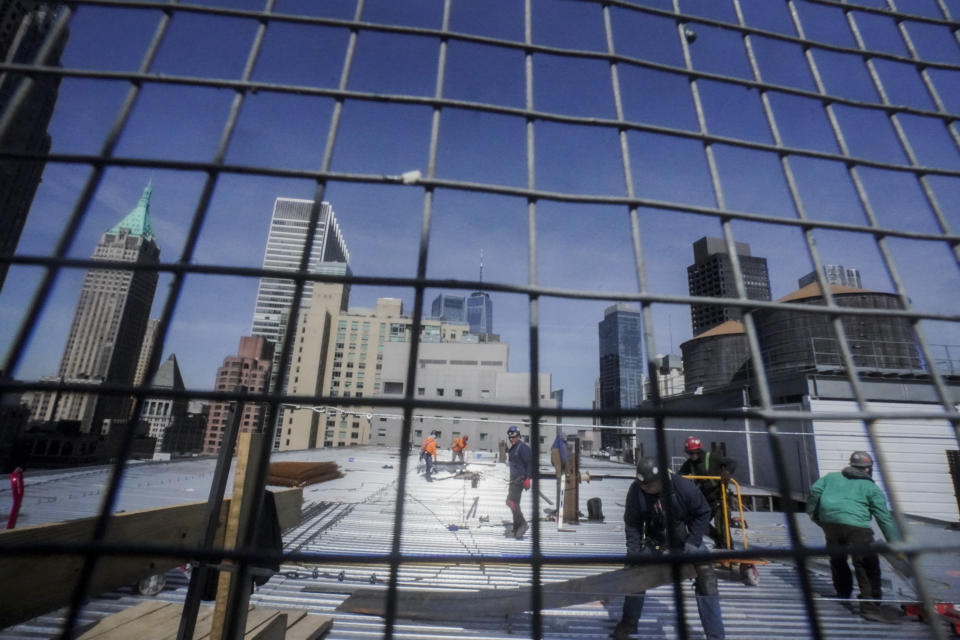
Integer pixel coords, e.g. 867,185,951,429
810,399,960,523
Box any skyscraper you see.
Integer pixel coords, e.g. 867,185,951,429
687,236,771,336
430,293,467,324
133,317,160,387
430,292,494,335
33,184,160,431
251,198,349,382
467,291,493,335
798,264,862,289
597,303,643,449
0,1,66,292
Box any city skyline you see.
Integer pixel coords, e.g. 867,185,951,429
1,0,958,411
4,178,958,410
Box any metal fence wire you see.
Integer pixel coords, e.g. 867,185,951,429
1,0,960,639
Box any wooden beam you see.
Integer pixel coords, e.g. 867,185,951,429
0,487,302,630
334,563,696,619
76,602,332,640
211,432,263,639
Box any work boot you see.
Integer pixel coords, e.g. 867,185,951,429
514,522,528,539
880,604,906,621
860,602,902,624
611,619,634,639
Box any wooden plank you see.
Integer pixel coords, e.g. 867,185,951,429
335,564,696,620
211,432,261,639
284,614,334,640
78,601,172,639
78,600,185,640
115,605,189,640
188,605,217,640
0,487,302,630
247,613,286,640
80,603,318,640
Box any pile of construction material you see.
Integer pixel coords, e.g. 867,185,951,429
267,461,343,487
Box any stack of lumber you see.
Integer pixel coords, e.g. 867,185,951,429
267,461,342,488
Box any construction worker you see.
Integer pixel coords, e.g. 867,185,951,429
420,432,438,482
505,425,532,539
452,434,469,463
613,456,724,640
806,450,902,624
679,436,737,549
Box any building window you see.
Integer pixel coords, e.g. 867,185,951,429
436,388,444,396
417,387,425,396
455,389,463,397
384,381,403,394
480,432,488,441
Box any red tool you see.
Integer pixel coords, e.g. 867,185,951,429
6,467,24,530
902,602,960,636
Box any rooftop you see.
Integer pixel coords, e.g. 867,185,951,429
1,447,957,639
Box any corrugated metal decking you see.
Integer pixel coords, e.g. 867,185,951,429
2,448,957,639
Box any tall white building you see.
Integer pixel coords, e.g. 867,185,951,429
251,198,349,383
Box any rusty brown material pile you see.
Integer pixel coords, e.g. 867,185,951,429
266,461,343,488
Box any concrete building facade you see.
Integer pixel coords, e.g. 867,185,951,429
375,340,559,451
278,284,550,451
202,336,274,454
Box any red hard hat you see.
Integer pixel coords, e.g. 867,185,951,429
684,436,703,453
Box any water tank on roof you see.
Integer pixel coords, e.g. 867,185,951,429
754,284,923,374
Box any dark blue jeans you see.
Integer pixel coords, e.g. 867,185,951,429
621,550,724,640
424,453,433,479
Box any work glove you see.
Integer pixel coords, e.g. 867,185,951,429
720,469,732,485
523,477,531,490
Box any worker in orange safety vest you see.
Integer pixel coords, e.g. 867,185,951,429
421,432,438,482
452,434,469,464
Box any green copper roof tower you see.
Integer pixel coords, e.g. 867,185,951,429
108,181,154,238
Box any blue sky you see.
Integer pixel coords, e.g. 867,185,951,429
2,0,959,409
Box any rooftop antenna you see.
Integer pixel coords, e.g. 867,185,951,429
478,249,484,290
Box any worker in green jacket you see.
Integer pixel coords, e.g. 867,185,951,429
806,450,902,624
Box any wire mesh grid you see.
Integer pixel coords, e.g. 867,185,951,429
1,0,960,638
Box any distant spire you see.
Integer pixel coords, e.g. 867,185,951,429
479,249,484,288
108,181,154,239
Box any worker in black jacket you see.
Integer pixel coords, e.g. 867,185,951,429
678,436,737,549
505,425,532,539
612,456,725,640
